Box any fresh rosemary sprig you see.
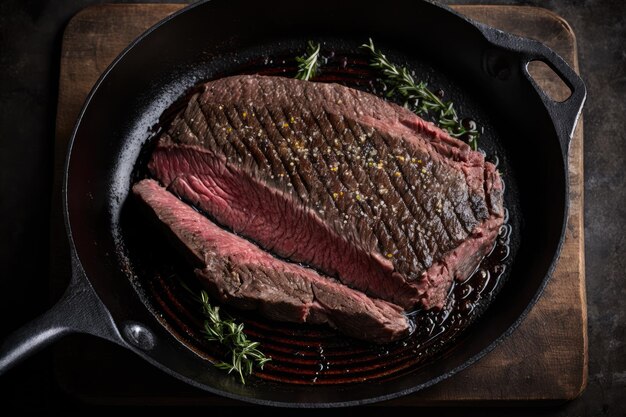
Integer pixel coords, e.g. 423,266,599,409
198,290,271,383
182,282,270,384
361,38,479,150
295,41,321,81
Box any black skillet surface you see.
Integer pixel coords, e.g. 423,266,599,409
0,0,585,407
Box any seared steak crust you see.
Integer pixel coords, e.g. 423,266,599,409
152,75,504,310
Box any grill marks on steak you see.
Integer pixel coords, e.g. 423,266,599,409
156,75,504,310
132,179,409,343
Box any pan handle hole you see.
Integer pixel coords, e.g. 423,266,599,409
527,60,572,102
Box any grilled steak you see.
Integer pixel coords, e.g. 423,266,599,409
150,139,414,308
133,179,409,343
150,75,504,310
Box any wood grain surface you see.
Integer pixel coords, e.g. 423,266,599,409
51,4,586,404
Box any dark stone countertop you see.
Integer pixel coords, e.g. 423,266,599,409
0,0,623,415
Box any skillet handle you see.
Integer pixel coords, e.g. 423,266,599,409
477,24,586,153
0,263,119,376
517,38,586,152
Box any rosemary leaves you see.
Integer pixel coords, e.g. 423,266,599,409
182,281,270,384
361,39,479,150
198,290,271,383
295,41,321,81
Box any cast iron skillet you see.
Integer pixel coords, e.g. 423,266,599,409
0,0,585,406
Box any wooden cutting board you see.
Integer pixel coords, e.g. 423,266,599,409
51,4,586,405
